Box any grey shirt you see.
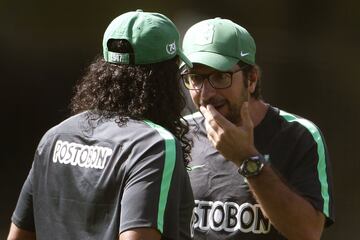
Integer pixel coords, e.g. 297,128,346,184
185,106,334,239
12,112,194,240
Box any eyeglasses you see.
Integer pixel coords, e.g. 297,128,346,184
181,68,243,90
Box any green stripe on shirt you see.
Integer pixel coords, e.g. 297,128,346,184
279,110,330,217
143,120,176,233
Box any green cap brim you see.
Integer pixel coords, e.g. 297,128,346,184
186,51,239,71
178,51,193,68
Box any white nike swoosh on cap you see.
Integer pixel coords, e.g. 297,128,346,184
240,51,250,57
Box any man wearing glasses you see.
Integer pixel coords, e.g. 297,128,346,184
181,18,335,240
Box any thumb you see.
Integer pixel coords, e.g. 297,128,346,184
241,102,253,129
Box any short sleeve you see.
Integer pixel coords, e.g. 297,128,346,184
119,128,187,239
287,128,335,227
11,166,35,231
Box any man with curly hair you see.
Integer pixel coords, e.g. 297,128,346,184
8,10,194,240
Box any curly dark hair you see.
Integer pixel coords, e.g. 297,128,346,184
70,40,191,165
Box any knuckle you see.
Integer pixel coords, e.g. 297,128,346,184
218,131,225,141
209,118,217,126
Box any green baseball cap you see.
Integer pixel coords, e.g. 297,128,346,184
103,10,192,67
182,17,256,71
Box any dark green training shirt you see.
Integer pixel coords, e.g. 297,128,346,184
12,112,194,240
185,106,335,240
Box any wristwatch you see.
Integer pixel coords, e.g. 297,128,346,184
238,155,265,178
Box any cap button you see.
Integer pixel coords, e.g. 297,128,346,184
214,17,222,19
136,9,143,12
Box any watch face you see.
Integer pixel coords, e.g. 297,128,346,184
246,160,259,173
238,155,265,177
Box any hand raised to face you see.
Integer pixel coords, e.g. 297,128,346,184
200,102,258,166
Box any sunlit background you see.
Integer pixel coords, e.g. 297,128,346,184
1,0,359,239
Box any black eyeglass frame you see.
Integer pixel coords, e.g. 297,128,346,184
180,67,244,90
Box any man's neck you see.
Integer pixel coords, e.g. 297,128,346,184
249,99,269,127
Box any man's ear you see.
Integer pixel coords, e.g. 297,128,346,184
247,68,258,94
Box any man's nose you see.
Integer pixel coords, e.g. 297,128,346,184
200,79,216,101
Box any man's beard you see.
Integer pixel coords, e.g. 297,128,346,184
201,98,241,125
200,87,249,125
227,90,249,125
226,102,241,124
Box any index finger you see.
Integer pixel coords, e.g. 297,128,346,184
200,105,233,130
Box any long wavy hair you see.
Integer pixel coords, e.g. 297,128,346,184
70,40,191,165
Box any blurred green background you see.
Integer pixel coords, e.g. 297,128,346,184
1,0,359,239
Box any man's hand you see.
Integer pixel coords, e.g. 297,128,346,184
200,102,258,166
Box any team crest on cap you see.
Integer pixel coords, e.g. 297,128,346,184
194,23,215,45
166,41,177,55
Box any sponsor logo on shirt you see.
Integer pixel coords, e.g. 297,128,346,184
52,140,113,169
190,208,196,238
193,200,271,234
